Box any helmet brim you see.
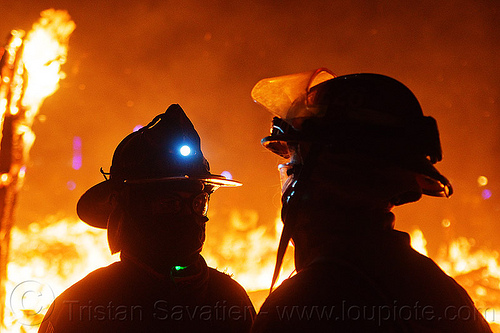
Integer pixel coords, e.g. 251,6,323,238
261,134,296,158
77,175,241,229
77,180,115,229
411,159,453,198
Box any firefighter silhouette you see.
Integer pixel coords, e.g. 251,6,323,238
38,104,255,333
251,69,492,332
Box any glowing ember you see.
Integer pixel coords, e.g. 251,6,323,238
478,176,489,187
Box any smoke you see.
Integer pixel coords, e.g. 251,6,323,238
0,0,498,255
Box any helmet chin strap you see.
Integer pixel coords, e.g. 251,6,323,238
269,143,320,293
269,203,296,293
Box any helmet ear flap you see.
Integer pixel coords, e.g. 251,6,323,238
413,116,442,163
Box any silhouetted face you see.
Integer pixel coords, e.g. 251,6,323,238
123,182,210,263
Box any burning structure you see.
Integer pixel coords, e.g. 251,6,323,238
0,9,75,331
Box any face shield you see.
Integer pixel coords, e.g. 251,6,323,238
252,68,336,202
251,68,336,130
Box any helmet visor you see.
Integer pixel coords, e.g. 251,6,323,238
251,68,335,129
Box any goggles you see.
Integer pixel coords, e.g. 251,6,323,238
152,192,210,217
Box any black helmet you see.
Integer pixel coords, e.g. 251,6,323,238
77,104,241,228
253,69,452,291
252,68,452,198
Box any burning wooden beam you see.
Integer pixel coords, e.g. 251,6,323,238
0,9,74,328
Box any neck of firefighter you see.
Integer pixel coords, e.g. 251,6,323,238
286,149,422,271
288,192,396,271
119,215,205,276
107,190,206,276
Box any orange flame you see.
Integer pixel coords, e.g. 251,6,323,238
18,9,75,170
22,10,74,112
1,8,75,332
202,210,295,292
3,8,498,333
5,218,117,331
5,217,500,332
4,214,293,331
412,228,500,331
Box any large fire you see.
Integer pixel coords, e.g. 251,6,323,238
410,229,500,330
3,218,500,332
4,218,117,331
0,9,74,160
1,6,498,333
0,8,75,333
3,214,294,332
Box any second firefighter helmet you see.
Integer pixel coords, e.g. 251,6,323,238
252,68,452,200
77,104,241,228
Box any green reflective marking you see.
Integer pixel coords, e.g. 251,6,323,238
174,265,187,271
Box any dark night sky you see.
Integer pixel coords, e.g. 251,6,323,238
1,0,499,257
